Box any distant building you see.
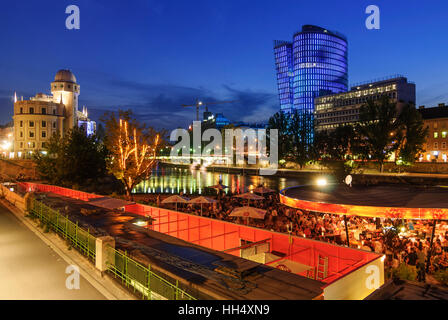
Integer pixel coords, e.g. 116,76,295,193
201,109,231,130
13,69,96,157
0,122,13,157
274,25,348,142
418,103,448,162
314,76,416,132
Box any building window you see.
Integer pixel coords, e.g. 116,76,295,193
20,142,23,148
20,132,23,138
442,142,446,150
30,107,34,114
443,132,447,138
29,131,34,138
20,107,23,114
42,142,46,148
20,121,23,127
29,121,34,127
42,131,46,138
434,132,438,138
434,122,438,129
42,121,46,127
53,109,56,115
53,122,56,128
42,107,46,114
434,142,438,149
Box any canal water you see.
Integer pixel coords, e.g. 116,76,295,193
133,166,305,195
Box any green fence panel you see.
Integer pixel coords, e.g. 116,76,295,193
30,199,195,300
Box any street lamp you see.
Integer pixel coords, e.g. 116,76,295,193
316,178,327,186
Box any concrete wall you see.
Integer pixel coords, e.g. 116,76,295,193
323,256,385,300
0,184,26,211
0,159,37,180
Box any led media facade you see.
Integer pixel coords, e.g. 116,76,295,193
274,25,348,142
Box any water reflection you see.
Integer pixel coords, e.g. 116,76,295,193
133,167,304,195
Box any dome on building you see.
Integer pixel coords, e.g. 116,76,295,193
54,69,77,83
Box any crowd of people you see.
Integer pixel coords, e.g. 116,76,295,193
141,190,448,280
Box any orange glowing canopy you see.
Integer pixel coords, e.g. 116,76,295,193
280,193,448,220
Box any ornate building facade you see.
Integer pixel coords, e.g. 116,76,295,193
13,69,95,157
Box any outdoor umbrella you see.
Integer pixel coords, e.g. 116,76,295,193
230,206,266,225
229,206,266,219
208,183,228,191
253,186,276,194
161,195,190,211
233,192,264,206
207,183,228,199
187,196,217,216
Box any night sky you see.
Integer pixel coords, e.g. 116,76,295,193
0,0,447,130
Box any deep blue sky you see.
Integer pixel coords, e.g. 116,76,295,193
0,0,447,129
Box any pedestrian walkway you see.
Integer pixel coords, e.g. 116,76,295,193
0,203,105,300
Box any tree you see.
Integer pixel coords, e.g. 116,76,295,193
34,127,108,187
102,110,164,200
289,110,312,168
355,96,402,172
313,125,357,181
397,103,428,166
267,111,291,164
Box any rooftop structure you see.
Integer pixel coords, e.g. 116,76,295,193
280,184,448,220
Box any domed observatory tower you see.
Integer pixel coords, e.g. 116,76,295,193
51,69,80,132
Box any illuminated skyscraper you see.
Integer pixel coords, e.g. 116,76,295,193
274,25,348,141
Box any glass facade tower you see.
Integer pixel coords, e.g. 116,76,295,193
274,25,348,142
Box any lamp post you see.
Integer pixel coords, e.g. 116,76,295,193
344,215,350,247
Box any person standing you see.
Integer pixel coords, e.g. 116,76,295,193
416,244,427,282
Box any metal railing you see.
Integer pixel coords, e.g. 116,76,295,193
29,198,96,260
29,198,196,300
106,247,196,300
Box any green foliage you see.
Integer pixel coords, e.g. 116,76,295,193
392,263,417,281
267,110,313,168
397,103,428,165
313,125,358,181
34,127,108,187
267,111,291,162
433,269,448,286
355,96,402,172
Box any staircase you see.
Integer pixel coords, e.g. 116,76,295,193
316,254,328,281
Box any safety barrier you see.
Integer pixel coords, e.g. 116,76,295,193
29,197,196,300
106,247,196,300
29,198,96,260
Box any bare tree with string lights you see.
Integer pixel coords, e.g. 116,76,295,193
102,110,165,200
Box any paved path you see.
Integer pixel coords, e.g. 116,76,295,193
0,203,106,300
